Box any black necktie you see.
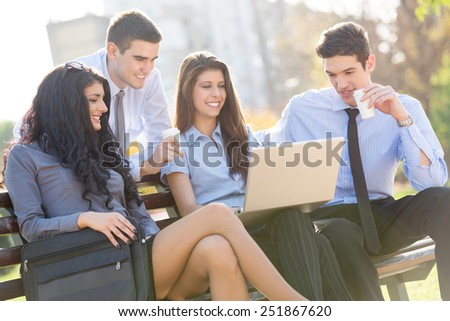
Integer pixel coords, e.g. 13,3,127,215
115,90,125,147
345,108,381,255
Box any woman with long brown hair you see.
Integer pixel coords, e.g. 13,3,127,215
162,51,352,301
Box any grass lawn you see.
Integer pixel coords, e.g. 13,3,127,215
382,184,441,300
0,264,24,301
381,266,440,300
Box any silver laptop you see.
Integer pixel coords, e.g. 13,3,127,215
236,137,344,226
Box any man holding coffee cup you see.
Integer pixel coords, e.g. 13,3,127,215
263,21,450,300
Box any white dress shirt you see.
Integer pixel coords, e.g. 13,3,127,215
77,49,172,180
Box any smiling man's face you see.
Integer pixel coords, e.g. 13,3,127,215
323,54,374,107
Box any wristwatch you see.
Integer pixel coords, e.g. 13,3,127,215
398,115,414,127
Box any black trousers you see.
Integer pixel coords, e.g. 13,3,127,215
250,208,352,300
309,186,450,300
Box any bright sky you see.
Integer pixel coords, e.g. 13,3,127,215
0,0,398,123
0,0,104,122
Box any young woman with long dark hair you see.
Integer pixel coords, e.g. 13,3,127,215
162,51,352,300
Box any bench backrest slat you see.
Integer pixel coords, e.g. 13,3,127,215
0,245,22,266
0,279,24,301
0,215,19,234
0,192,12,208
141,192,175,210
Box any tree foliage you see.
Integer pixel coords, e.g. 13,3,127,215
0,121,14,152
270,2,343,108
363,0,449,115
0,121,14,188
416,0,450,20
430,55,450,163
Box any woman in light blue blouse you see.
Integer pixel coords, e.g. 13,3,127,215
5,62,306,301
162,51,352,300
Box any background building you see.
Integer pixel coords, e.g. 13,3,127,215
46,0,285,114
47,14,110,65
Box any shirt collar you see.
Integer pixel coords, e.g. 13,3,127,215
184,123,222,147
100,49,128,97
330,88,354,112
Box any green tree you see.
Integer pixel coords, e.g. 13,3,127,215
271,2,343,110
430,54,450,164
371,0,450,114
0,121,14,187
0,121,14,151
416,0,450,20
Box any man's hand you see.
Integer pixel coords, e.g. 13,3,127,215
361,83,430,165
140,135,184,177
361,83,410,123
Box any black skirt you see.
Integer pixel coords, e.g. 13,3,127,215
146,234,157,300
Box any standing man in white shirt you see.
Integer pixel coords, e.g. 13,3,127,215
14,9,180,181
77,9,183,181
264,21,450,300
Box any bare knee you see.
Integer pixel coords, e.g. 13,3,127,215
203,202,243,228
195,235,240,274
204,202,234,216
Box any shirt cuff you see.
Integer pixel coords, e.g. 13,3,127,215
399,124,434,166
59,212,83,234
160,159,189,185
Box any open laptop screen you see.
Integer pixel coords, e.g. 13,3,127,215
238,137,344,225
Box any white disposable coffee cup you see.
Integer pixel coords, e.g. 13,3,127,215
353,89,376,119
161,128,180,142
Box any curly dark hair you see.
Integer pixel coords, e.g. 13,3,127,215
19,63,142,209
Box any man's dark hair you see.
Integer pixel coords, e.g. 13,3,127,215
107,9,162,53
315,21,371,69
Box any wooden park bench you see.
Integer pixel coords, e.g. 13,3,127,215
0,174,436,301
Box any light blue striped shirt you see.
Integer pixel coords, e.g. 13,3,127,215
161,124,258,207
262,87,448,206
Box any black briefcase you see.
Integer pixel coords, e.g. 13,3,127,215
20,217,153,301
